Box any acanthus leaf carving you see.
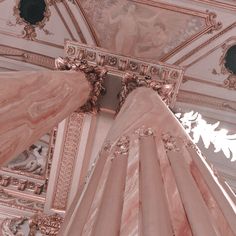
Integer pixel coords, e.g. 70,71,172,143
55,57,107,113
162,133,180,152
117,73,175,112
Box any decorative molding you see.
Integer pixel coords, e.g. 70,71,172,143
55,57,107,113
46,128,58,182
135,127,155,137
62,1,86,43
115,136,130,156
223,75,236,90
65,41,183,79
52,113,84,211
175,22,236,65
13,0,51,41
192,0,236,11
1,213,63,236
162,133,180,152
74,0,100,45
78,0,222,62
29,213,63,236
117,73,176,112
219,41,236,75
0,189,44,213
1,216,27,236
0,44,55,69
0,173,45,195
177,90,236,113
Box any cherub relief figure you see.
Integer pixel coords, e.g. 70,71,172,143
7,144,48,175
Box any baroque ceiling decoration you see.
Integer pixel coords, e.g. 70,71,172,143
13,0,52,40
78,0,222,61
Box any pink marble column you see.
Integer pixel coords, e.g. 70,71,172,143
59,88,236,236
139,135,173,236
59,146,110,236
91,147,128,236
0,71,90,164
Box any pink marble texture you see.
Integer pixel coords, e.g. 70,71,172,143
59,88,236,236
0,71,90,164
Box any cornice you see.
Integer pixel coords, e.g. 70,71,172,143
177,90,236,113
0,44,55,69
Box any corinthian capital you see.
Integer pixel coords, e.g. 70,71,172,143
55,57,107,113
117,73,175,112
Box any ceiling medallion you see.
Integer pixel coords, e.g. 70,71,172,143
13,0,51,40
220,43,236,90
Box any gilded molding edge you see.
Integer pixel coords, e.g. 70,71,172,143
192,0,236,12
29,213,63,236
177,90,236,113
0,173,45,195
55,56,107,113
175,22,236,65
65,41,183,76
0,189,44,213
64,41,184,109
0,44,55,69
52,113,84,211
13,0,51,41
219,42,236,90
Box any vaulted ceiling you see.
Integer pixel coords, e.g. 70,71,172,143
0,0,235,191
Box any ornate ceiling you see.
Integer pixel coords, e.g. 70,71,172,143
0,0,235,225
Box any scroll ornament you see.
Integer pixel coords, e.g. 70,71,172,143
117,73,174,112
55,57,107,113
1,214,63,236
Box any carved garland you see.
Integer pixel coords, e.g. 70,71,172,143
55,57,107,113
13,0,51,40
219,42,236,90
117,73,175,112
1,213,63,236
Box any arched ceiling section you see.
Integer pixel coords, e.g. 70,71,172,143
78,0,222,61
0,0,96,70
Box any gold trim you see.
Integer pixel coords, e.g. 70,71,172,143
52,113,84,211
175,22,236,65
13,0,51,41
62,1,86,43
192,0,236,11
177,90,236,113
74,0,100,46
53,4,76,41
77,0,222,62
0,44,55,69
0,29,64,49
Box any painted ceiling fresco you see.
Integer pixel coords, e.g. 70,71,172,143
80,0,207,61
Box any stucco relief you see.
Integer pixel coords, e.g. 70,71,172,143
6,133,50,176
80,0,216,61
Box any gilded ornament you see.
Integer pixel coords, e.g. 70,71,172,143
55,57,107,113
115,136,130,156
13,0,52,41
223,75,236,90
162,133,180,152
117,73,174,112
